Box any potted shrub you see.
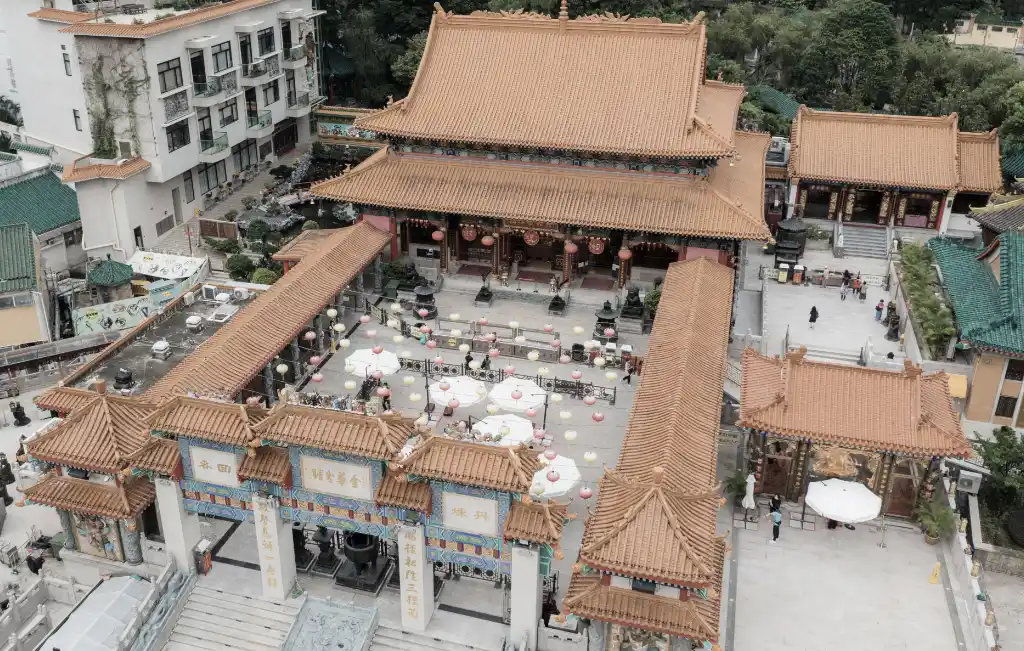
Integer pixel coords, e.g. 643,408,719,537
224,210,238,222
241,196,259,211
915,497,955,545
225,254,255,281
724,470,749,507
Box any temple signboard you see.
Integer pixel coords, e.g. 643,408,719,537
191,447,239,488
442,492,498,537
299,455,373,501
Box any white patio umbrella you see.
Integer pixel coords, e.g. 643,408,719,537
472,414,534,446
429,376,487,406
805,478,882,524
489,377,546,412
346,348,401,377
532,454,581,499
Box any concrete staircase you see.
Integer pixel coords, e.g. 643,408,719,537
841,225,889,259
161,585,300,651
788,343,863,366
369,622,501,651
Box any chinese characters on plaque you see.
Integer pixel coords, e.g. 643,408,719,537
299,455,373,500
191,446,240,487
441,492,498,537
253,497,281,594
397,524,432,631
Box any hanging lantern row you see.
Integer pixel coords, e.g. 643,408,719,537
405,218,436,228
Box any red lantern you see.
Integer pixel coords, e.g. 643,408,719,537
371,345,384,355
309,355,322,365
618,247,633,261
418,308,429,318
579,486,593,500
583,396,597,406
481,235,495,247
592,412,605,422
426,340,437,349
511,390,523,401
571,370,583,380
488,348,500,358
559,354,570,364
359,315,371,324
448,399,460,409
372,370,384,380
544,448,558,460
312,373,324,383
546,470,560,483
551,339,561,348
432,230,445,242
533,429,546,440
525,407,537,417
461,225,478,241
523,230,540,246
564,241,578,255
376,387,391,397
304,331,317,341
588,238,605,255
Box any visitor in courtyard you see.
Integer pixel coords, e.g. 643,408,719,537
809,306,819,329
465,351,473,367
480,356,490,371
622,361,634,384
852,274,862,296
770,494,782,513
875,300,885,321
769,508,783,543
840,282,849,300
380,382,391,411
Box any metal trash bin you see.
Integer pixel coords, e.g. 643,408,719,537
777,263,790,283
792,265,805,284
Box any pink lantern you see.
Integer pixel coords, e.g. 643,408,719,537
376,386,391,397
448,399,460,409
579,486,593,500
525,407,537,417
533,429,546,440
309,355,322,365
564,241,578,255
559,354,571,364
543,448,558,461
479,317,489,326
488,348,500,358
484,332,497,342
431,230,445,242
551,339,561,348
439,381,451,391
604,327,615,337
304,331,317,341
583,395,597,406
311,373,324,383
418,308,429,318
571,370,583,380
434,356,445,364
359,315,371,324
511,390,523,401
426,340,437,349
372,370,384,380
420,325,432,334
592,412,605,423
546,470,560,483
618,247,633,261
543,324,554,333
504,365,516,375
481,235,495,247
371,345,384,355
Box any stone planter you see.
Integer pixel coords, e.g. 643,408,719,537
925,532,940,545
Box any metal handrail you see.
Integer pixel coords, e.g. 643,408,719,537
193,77,221,97
285,45,306,61
246,109,272,129
241,60,267,77
199,132,228,153
287,91,310,108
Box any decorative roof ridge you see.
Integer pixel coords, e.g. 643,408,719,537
58,0,281,38
436,3,703,34
972,196,1024,214
691,117,734,152
958,129,1000,141
799,106,960,127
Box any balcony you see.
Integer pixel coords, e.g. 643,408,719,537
240,60,269,86
282,45,307,69
198,132,229,163
246,109,273,139
192,70,239,107
286,91,311,118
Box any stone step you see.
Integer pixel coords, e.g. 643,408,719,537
166,630,280,651
372,623,501,651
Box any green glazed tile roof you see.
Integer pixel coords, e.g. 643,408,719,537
88,258,133,287
1003,142,1024,179
0,172,81,235
929,233,1024,357
0,223,36,294
748,86,801,120
0,152,19,163
11,142,54,157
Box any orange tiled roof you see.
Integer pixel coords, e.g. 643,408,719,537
958,131,1003,193
145,396,267,446
310,136,771,241
394,436,540,493
789,106,1001,192
28,8,92,24
144,223,391,400
355,8,736,158
238,446,292,484
34,386,100,414
737,348,969,457
564,553,722,641
374,471,432,511
27,394,159,473
765,165,788,181
272,228,343,263
503,500,567,545
57,0,280,38
252,404,413,459
24,475,155,518
126,438,181,477
62,157,151,183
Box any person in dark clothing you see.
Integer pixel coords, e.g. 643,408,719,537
622,361,634,384
480,356,491,371
768,509,782,543
770,494,782,513
465,352,473,367
809,306,819,329
380,382,391,411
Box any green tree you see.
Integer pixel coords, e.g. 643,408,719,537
225,254,256,281
974,427,1024,515
250,267,281,285
0,133,12,154
302,219,321,231
1001,81,1024,148
246,219,271,243
392,30,428,88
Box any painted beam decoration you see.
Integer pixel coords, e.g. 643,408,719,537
442,491,498,537
191,446,240,488
299,455,372,501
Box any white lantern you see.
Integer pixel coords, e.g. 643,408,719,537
402,376,416,385
527,350,540,361
559,410,572,421
409,392,423,402
276,363,289,375
452,329,463,337
415,414,429,427
486,404,499,415
339,338,351,349
459,343,470,353
550,393,563,404
449,313,461,321
515,335,527,344
344,363,356,374
605,371,617,381
393,335,404,344
344,380,356,391
530,483,545,497
572,325,585,335
387,318,400,328
584,451,598,464
537,367,550,377
564,430,578,442
390,302,403,313
469,360,482,370
326,308,338,319
593,357,607,368
333,323,344,333
509,320,520,329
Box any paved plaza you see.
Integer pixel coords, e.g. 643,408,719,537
981,571,1024,651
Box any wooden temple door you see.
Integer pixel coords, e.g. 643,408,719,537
760,439,797,496
886,458,925,517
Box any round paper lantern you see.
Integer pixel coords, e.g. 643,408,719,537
523,230,540,246
409,392,422,402
418,308,429,318
618,247,633,260
564,430,578,442
326,308,338,319
333,323,345,333
426,340,437,349
459,343,470,353
360,315,371,324
432,230,445,242
390,302,403,313
393,335,404,344
546,470,560,483
449,313,461,321
387,318,400,328
372,370,384,380
469,360,482,370
544,449,558,461
504,365,516,375
487,404,499,414
344,380,357,391
605,371,617,381
340,339,351,349
603,327,615,337
434,356,445,364
593,357,607,368
461,225,478,241
579,486,593,500
448,399,460,409
551,339,561,348
514,335,527,344
484,332,497,342
377,387,391,397
365,329,377,338
372,345,384,355
246,396,261,407
530,483,545,496
582,340,595,351
481,235,495,247
276,363,289,375
509,320,520,329
488,348,500,359
344,363,356,374
588,238,605,255
420,325,432,334
439,381,451,391
564,241,578,255
310,355,322,365
312,373,324,383
559,354,570,364
583,396,597,406
525,407,538,417
592,412,605,422
550,393,563,403
571,370,583,380
560,410,572,420
499,425,510,436
527,351,540,361
533,429,546,440
402,376,415,385
475,386,487,396
479,317,489,326
511,389,524,401
304,331,317,341
451,329,463,337
572,325,585,335
584,451,598,463
537,367,550,377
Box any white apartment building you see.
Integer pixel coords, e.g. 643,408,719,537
4,0,323,262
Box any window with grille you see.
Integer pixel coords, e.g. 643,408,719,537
212,41,233,73
157,58,184,93
996,395,1018,418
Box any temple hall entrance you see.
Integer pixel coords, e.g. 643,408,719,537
850,190,884,224
803,187,833,219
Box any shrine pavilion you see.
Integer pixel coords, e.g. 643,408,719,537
310,3,771,288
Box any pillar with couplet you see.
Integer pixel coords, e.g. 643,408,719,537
396,523,434,631
510,542,543,649
252,494,296,600
155,477,202,574
263,363,276,405
58,509,77,551
120,518,143,565
786,179,800,219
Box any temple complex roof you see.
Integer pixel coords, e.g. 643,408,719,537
311,131,771,241
125,438,182,477
35,386,98,414
393,436,540,493
503,500,569,546
252,404,414,459
238,446,292,485
354,6,739,159
788,106,1001,192
374,471,432,512
145,396,268,446
24,475,155,519
271,228,344,264
738,348,968,457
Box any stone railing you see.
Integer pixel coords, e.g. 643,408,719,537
0,576,51,651
129,568,194,651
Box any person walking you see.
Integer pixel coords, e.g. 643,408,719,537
809,306,819,329
875,300,885,321
840,281,849,301
852,275,862,297
770,494,782,514
622,361,634,384
768,507,783,543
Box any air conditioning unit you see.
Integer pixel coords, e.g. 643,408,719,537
957,470,983,495
233,288,249,301
182,291,196,306
201,285,218,301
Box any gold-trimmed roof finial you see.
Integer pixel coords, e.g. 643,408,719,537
559,0,569,21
